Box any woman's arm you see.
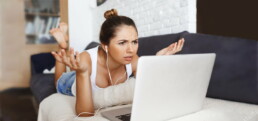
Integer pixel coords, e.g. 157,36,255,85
76,71,94,117
74,52,95,117
52,49,94,117
53,49,67,86
132,54,139,77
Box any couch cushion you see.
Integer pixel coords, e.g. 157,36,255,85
85,41,100,50
31,53,55,74
30,74,56,104
180,33,258,104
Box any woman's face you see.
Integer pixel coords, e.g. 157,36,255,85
107,25,138,65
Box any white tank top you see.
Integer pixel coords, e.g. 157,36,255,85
71,46,132,96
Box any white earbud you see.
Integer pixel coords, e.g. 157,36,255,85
105,45,108,52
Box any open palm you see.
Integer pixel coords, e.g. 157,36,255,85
156,38,185,56
51,48,87,72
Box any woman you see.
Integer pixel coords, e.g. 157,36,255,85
50,9,184,117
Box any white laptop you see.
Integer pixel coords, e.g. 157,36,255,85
101,53,216,121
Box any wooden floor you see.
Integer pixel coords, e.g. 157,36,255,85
0,88,37,121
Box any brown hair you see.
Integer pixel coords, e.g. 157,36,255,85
99,9,138,45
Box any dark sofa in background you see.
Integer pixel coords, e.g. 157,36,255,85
30,31,258,106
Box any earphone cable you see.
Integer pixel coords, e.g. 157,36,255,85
106,49,127,86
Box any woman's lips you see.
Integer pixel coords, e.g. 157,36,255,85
124,56,133,61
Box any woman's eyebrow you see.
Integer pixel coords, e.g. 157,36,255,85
118,39,138,42
118,39,128,42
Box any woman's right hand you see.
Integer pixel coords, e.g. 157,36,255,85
51,48,88,73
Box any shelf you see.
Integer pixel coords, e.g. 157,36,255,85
26,34,37,37
24,0,60,45
26,12,60,17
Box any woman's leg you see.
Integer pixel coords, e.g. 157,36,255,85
56,71,76,96
49,22,69,49
54,56,67,86
50,23,69,86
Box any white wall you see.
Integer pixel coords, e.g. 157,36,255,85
92,0,196,42
69,0,196,49
68,0,95,52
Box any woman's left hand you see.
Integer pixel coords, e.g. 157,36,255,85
156,38,185,56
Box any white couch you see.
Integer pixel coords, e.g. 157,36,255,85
38,93,258,121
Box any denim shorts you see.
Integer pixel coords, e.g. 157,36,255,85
56,71,76,96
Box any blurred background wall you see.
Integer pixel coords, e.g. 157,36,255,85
197,0,258,41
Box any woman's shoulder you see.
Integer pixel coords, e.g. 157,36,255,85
78,51,91,66
80,51,91,61
81,46,99,60
79,51,93,74
131,54,139,76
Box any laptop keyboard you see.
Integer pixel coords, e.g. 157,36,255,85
116,113,131,121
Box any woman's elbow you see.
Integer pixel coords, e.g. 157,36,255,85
76,109,95,117
75,104,95,117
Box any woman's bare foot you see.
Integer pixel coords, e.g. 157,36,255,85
59,22,68,35
50,28,68,49
50,22,69,49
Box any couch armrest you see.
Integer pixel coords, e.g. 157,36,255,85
30,74,56,104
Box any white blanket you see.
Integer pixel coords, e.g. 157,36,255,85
38,93,258,121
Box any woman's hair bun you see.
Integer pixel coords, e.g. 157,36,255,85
104,9,118,19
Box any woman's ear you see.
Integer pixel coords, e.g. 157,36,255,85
101,44,108,52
